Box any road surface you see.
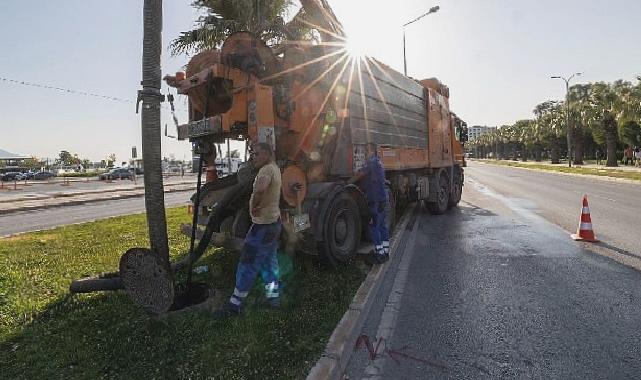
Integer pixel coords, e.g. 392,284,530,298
0,190,192,237
346,162,641,379
465,162,641,262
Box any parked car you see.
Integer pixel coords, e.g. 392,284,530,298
33,171,56,180
99,168,134,181
1,172,22,181
22,172,35,180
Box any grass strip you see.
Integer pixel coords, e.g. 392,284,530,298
479,160,641,182
0,207,366,379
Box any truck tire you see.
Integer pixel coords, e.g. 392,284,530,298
427,171,449,215
448,167,463,209
320,192,362,264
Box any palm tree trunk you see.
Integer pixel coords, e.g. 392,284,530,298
573,127,585,165
604,114,618,167
605,136,618,167
550,141,560,164
140,0,170,265
533,145,542,162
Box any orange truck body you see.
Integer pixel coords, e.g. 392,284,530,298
170,32,466,262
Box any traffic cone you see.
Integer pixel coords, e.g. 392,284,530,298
571,194,599,242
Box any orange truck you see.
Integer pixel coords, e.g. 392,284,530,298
166,31,467,265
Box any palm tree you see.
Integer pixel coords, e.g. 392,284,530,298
534,101,565,164
515,119,537,161
586,82,620,167
568,83,592,165
141,0,170,263
170,0,311,55
614,78,641,149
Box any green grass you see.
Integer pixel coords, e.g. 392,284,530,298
0,208,366,379
479,159,641,181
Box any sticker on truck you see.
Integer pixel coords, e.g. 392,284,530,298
353,144,366,172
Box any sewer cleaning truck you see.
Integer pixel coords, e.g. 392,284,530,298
165,1,467,266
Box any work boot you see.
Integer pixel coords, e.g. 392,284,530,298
212,301,242,319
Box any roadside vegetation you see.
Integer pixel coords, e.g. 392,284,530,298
476,159,641,182
0,207,365,379
468,78,641,167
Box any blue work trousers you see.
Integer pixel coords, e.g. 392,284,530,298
368,201,389,248
232,221,281,305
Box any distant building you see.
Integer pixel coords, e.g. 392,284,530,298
468,125,497,141
0,148,30,167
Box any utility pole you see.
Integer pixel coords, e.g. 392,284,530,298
403,5,439,76
138,0,169,264
551,73,582,168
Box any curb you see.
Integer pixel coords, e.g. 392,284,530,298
306,207,415,380
0,185,194,215
473,161,641,185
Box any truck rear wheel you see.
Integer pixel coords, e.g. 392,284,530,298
427,171,449,215
320,192,361,264
448,167,463,209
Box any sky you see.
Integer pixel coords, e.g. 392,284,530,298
1,0,640,163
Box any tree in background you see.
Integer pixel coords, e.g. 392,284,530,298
586,82,620,167
515,119,538,161
57,150,73,166
568,83,593,165
534,101,565,164
107,153,117,167
23,156,43,170
619,120,641,148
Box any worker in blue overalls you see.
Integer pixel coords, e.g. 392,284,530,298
349,142,390,264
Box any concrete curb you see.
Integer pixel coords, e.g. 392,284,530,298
306,207,414,380
0,184,194,215
474,160,641,185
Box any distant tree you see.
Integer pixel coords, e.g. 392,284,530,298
23,156,42,170
515,119,538,161
534,101,565,164
619,120,641,147
57,150,74,166
107,153,117,167
586,82,620,167
568,83,592,164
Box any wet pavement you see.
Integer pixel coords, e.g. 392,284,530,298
345,167,641,379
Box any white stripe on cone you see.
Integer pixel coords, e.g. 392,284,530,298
579,222,592,230
582,207,590,214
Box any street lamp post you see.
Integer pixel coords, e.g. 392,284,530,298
403,5,440,77
551,73,582,167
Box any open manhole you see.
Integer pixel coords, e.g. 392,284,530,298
170,282,212,311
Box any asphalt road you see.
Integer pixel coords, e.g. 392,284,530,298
465,162,641,260
0,190,193,237
0,174,196,201
346,163,641,379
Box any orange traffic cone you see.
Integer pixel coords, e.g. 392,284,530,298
571,194,599,242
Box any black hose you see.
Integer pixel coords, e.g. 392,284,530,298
186,153,204,288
